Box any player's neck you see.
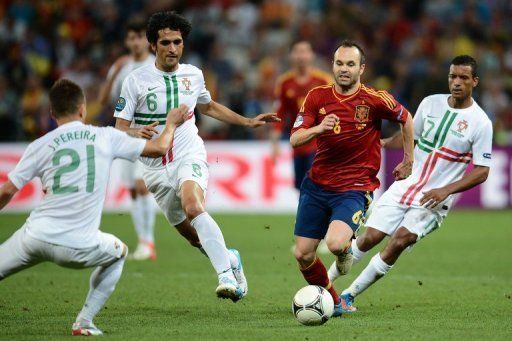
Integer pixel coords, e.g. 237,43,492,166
448,95,473,109
56,115,83,127
334,81,360,96
155,61,178,73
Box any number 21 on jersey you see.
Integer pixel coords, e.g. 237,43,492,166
52,145,95,194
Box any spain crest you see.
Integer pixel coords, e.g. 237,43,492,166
355,105,370,122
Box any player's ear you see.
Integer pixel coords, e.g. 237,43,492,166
78,103,87,121
150,43,157,53
472,76,479,88
359,63,365,76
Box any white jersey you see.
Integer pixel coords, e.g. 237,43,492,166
114,63,211,169
8,121,146,248
386,94,493,209
109,54,155,103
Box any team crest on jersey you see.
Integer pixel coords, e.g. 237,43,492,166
354,104,370,130
457,119,468,133
115,97,126,111
319,107,326,115
286,89,295,98
180,77,193,95
451,119,469,138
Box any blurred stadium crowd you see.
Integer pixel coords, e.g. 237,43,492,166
1,0,512,144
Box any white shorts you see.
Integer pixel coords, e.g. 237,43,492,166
365,191,447,241
0,226,126,280
120,159,145,189
143,158,209,226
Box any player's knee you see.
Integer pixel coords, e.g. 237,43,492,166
129,188,137,200
183,201,205,221
294,247,315,265
324,236,346,255
389,234,416,251
134,180,148,196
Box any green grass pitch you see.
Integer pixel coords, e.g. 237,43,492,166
1,211,511,340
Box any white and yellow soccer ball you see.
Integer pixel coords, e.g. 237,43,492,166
292,285,334,326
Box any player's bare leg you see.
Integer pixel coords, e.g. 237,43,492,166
181,181,244,301
294,236,342,316
130,180,157,261
325,220,354,274
341,227,417,311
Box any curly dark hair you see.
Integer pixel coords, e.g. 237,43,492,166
146,11,192,45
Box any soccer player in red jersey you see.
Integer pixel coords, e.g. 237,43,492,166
270,41,331,189
290,40,415,316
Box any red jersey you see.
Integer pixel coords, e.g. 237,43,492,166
274,69,331,156
291,84,409,192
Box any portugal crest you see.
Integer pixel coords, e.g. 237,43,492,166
457,119,468,133
180,77,193,95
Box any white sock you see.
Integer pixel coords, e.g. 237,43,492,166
190,212,234,281
140,194,155,244
342,253,392,297
131,196,145,243
76,257,125,324
227,249,239,269
352,238,367,265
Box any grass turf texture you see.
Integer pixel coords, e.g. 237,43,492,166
0,211,511,340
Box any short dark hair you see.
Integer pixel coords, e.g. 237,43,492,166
146,11,192,45
451,55,478,77
126,17,147,35
336,39,366,64
49,79,85,118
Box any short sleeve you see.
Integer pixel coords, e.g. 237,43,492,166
471,118,493,167
108,128,147,161
8,144,38,190
413,98,427,140
374,90,409,124
291,90,318,134
113,74,138,122
197,71,212,104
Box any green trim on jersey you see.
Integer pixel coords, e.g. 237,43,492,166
134,75,180,125
418,110,457,153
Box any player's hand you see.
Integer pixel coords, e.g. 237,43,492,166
392,159,413,180
420,188,450,209
166,104,190,125
135,122,159,140
318,114,339,133
247,113,281,128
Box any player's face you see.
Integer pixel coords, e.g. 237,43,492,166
125,30,149,57
332,47,365,89
448,64,478,100
152,29,183,72
290,42,314,69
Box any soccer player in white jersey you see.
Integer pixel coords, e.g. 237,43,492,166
328,55,493,313
114,11,279,302
98,18,158,261
0,79,190,336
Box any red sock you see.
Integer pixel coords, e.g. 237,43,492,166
300,257,341,305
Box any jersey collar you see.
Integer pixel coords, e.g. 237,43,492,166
152,62,181,76
56,121,84,130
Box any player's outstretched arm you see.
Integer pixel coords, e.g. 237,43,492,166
391,112,414,180
141,105,190,158
420,165,489,209
197,101,280,128
290,114,338,148
0,181,18,211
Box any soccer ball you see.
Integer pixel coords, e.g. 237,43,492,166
292,285,334,326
